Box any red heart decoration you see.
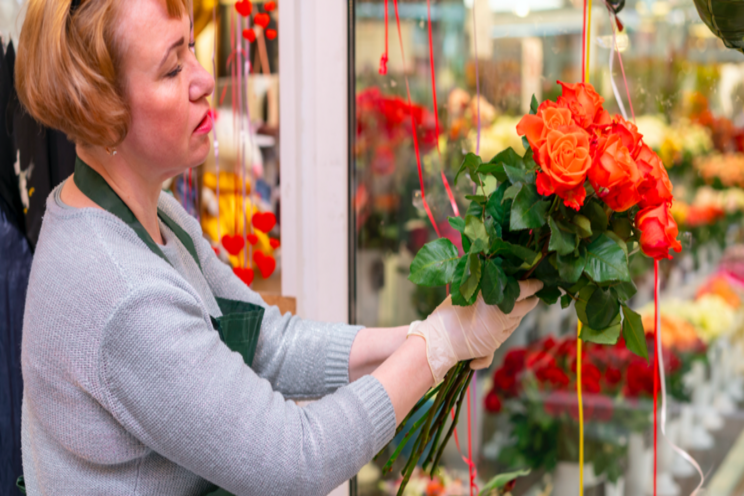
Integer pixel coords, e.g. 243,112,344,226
233,267,255,286
242,28,256,43
265,29,277,40
264,1,277,12
247,234,259,246
253,250,276,279
221,234,245,256
269,238,281,249
252,212,276,233
254,13,271,29
235,0,252,17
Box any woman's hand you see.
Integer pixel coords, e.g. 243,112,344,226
408,279,543,382
371,279,542,425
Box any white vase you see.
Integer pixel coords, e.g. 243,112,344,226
624,433,648,496
551,462,597,496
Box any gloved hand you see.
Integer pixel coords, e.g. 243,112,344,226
408,279,543,382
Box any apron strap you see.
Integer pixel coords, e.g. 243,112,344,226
73,156,202,273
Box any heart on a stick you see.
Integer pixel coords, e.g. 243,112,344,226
252,212,276,233
235,0,252,17
221,234,245,256
233,267,255,286
265,29,277,40
247,234,259,246
264,1,277,12
242,28,256,43
269,238,281,249
254,13,271,29
253,250,276,279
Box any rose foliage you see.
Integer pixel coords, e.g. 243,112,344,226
409,81,683,357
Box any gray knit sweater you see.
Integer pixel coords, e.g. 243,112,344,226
20,185,395,496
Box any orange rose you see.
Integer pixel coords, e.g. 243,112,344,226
517,101,574,153
589,134,642,212
608,115,644,159
557,81,611,130
685,204,725,227
636,144,673,208
636,203,682,260
536,125,592,210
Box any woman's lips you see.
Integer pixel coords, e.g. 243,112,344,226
194,113,213,134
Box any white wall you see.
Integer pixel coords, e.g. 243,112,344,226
279,1,351,493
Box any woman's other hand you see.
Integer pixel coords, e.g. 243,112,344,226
408,279,543,382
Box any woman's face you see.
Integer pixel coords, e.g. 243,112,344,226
116,0,214,180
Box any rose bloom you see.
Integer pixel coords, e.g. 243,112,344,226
589,134,642,212
536,125,592,210
503,348,527,374
484,390,502,413
517,100,573,152
536,365,570,389
636,203,683,259
608,115,644,158
557,81,611,130
636,144,673,208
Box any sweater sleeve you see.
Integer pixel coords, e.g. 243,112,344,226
98,284,395,496
159,193,363,399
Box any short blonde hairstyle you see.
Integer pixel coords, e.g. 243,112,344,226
16,0,188,147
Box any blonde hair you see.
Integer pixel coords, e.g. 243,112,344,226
15,0,188,147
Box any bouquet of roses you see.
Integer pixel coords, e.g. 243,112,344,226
384,81,682,494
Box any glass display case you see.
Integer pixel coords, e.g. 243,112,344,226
349,1,744,494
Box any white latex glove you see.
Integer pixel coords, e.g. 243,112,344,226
408,279,543,382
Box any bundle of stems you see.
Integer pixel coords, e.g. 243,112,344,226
378,361,474,496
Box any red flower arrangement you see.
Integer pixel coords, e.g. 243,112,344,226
517,81,682,259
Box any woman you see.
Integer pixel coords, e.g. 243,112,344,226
16,0,542,494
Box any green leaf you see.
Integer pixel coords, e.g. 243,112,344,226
522,135,530,152
466,201,484,219
583,233,631,283
586,287,620,330
605,230,629,259
481,175,498,196
567,276,590,294
503,184,522,203
454,153,483,186
535,257,561,288
465,195,487,204
465,215,489,252
622,305,649,360
537,286,561,305
561,294,573,309
585,200,609,233
530,95,539,114
486,182,510,227
549,217,577,256
409,238,461,287
448,216,465,234
571,214,593,238
451,256,478,306
574,284,597,326
491,239,539,264
523,147,538,170
504,165,535,185
497,277,521,313
459,254,482,301
482,259,507,305
580,313,622,345
478,468,531,496
477,163,507,183
557,248,587,284
489,147,524,169
486,217,502,242
510,184,550,231
611,280,638,301
612,217,633,240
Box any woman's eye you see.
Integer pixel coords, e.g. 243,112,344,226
166,65,183,78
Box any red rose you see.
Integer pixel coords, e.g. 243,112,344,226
493,367,518,397
624,360,655,397
517,101,574,152
604,366,623,386
636,203,683,260
542,336,558,352
685,205,725,227
589,134,642,212
557,81,610,129
536,125,592,210
485,390,502,413
526,350,557,370
536,365,570,389
503,348,527,374
608,115,644,158
636,144,673,209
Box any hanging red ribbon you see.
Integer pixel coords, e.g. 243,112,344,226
653,261,660,496
379,0,389,75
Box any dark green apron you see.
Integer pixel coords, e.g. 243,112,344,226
14,158,262,495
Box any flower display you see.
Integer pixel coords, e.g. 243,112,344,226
695,153,744,189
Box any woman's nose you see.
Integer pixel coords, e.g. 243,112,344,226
190,58,215,102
